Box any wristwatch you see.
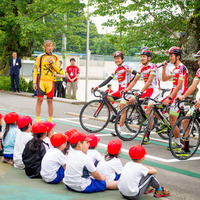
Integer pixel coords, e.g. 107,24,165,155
168,96,172,100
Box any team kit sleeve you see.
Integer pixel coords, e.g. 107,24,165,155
150,64,157,75
179,65,187,81
33,55,40,84
52,55,60,73
194,68,200,82
136,67,142,77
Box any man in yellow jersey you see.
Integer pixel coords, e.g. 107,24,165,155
33,40,60,122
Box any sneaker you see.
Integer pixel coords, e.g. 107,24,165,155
175,149,191,157
144,186,155,194
166,142,182,151
154,187,170,198
142,137,150,145
110,115,116,123
156,124,168,134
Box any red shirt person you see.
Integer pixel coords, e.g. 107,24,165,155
66,58,80,99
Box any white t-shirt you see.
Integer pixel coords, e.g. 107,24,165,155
40,148,67,183
87,149,102,166
63,150,96,191
96,157,123,181
13,131,32,169
43,137,54,148
118,161,149,196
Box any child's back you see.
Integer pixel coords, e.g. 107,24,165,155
97,156,122,181
87,149,102,166
63,149,96,191
118,161,148,196
2,124,19,155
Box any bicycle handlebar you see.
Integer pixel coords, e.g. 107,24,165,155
175,98,195,110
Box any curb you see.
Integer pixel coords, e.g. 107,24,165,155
0,90,86,105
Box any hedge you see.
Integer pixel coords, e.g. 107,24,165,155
0,76,34,93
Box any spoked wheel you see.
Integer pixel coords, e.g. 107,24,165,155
169,116,200,160
79,100,110,133
141,109,155,145
114,105,145,141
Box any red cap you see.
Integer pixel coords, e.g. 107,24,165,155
50,133,68,147
107,139,122,155
129,145,148,160
44,121,56,132
69,131,92,144
31,122,47,134
87,134,100,148
64,129,78,140
17,116,33,129
4,112,19,124
0,113,4,119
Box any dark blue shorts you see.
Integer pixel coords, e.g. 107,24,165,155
115,173,121,181
50,166,64,184
83,178,107,193
3,154,13,158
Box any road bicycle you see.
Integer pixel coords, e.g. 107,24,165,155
114,89,171,141
140,98,193,145
79,89,120,133
169,101,200,160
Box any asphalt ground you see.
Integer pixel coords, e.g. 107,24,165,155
0,92,200,200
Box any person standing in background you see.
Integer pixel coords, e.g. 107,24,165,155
66,58,80,100
9,51,22,93
54,61,65,97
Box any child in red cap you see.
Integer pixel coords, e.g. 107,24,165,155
13,115,33,169
87,134,102,166
22,122,48,178
97,139,123,181
41,133,68,184
0,113,4,155
118,145,170,199
43,121,56,148
1,112,19,165
64,129,78,154
63,132,118,193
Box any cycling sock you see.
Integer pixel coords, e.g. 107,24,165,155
175,138,180,145
184,141,189,151
48,117,52,123
157,186,162,191
36,116,40,122
145,131,150,138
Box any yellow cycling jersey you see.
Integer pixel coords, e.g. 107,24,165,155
54,68,65,82
33,53,60,83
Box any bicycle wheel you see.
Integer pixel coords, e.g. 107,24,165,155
141,108,155,145
169,116,200,160
79,100,110,133
114,105,144,141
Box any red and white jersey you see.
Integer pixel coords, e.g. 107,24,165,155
111,64,132,91
136,63,160,89
169,63,188,95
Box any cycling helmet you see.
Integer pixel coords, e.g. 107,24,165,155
168,46,182,55
113,51,124,59
194,50,200,57
140,48,152,57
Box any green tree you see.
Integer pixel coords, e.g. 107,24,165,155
0,0,85,75
91,0,200,95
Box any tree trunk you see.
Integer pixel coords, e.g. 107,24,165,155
181,5,200,99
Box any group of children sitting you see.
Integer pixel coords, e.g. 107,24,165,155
0,112,170,199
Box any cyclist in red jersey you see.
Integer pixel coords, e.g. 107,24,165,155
157,47,188,149
93,51,137,123
119,48,161,135
173,50,200,156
